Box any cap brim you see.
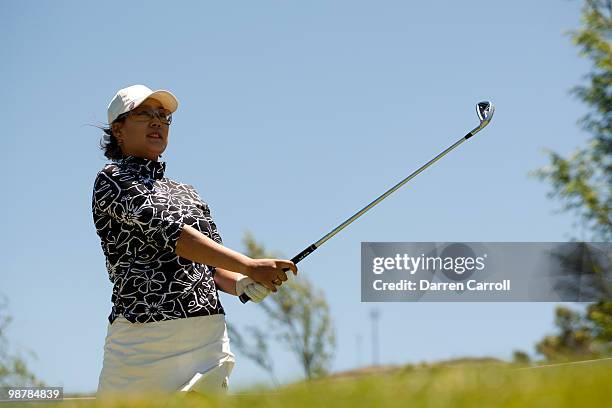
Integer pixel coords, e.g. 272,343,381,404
133,90,179,113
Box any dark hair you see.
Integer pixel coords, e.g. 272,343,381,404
95,113,163,161
96,114,127,161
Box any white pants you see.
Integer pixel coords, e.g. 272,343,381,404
97,314,235,397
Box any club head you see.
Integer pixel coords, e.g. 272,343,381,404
469,101,495,136
477,101,494,125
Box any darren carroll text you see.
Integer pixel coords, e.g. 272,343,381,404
373,279,511,291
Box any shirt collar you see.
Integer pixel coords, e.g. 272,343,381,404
115,155,166,180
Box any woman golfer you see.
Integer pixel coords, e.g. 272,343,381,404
92,84,297,396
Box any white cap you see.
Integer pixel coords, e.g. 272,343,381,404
107,84,179,124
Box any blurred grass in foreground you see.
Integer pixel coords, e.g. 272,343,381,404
5,360,611,408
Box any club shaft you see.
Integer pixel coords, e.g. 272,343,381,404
314,135,469,249
240,129,477,303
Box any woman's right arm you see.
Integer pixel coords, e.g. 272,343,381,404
175,224,295,292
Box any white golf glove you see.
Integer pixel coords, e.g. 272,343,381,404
235,275,270,303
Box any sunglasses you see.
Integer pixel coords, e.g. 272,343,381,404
117,108,173,125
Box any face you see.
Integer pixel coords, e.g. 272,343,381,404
111,98,171,161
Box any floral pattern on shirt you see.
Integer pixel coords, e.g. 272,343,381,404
92,155,225,324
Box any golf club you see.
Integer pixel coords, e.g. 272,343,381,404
240,101,495,303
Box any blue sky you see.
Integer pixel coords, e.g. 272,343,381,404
1,0,593,393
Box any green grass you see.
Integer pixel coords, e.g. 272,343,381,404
5,360,611,408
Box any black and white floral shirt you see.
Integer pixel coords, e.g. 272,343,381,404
92,155,225,324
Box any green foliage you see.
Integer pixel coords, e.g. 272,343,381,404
0,294,43,387
535,306,596,361
535,302,612,361
548,242,612,301
230,232,336,381
533,0,611,241
227,323,278,385
586,301,612,354
32,361,612,408
512,350,531,364
258,273,335,379
530,0,612,366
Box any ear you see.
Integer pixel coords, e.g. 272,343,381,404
111,121,123,136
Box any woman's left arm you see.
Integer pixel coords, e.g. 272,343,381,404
214,268,242,296
214,267,272,303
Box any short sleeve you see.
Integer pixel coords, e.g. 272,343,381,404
92,169,185,252
189,185,222,245
201,201,223,245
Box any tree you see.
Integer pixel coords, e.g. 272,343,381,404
229,232,336,380
533,303,612,361
533,0,611,241
259,272,335,379
531,0,611,361
512,350,531,364
0,295,43,387
549,242,611,301
585,301,612,354
226,323,279,385
535,306,596,361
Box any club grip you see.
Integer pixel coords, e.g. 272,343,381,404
239,266,290,303
239,244,317,304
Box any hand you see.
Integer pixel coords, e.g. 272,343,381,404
235,275,270,303
245,258,298,292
